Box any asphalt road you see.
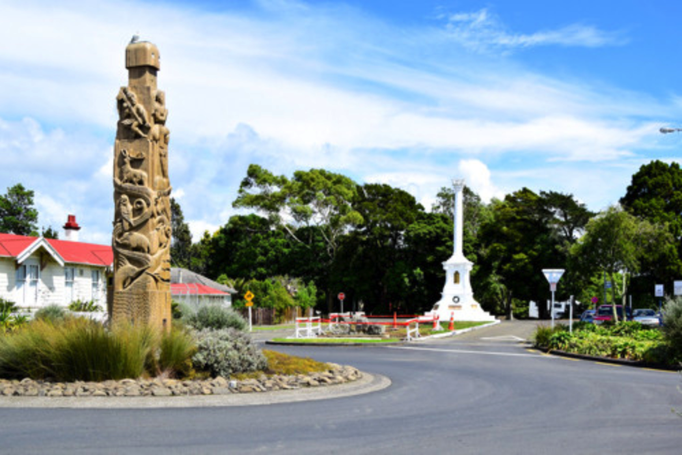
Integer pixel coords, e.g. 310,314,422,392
1,321,680,454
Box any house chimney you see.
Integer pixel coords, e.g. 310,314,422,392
63,214,81,242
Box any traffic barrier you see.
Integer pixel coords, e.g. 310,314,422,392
319,313,444,342
295,316,322,338
448,312,455,331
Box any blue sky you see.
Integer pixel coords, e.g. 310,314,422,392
1,0,681,244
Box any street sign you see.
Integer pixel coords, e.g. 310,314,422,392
542,269,564,330
605,281,612,289
542,269,564,285
591,297,599,304
675,281,682,296
338,292,345,301
245,301,253,307
655,284,664,297
244,291,254,301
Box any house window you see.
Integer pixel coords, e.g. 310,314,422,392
454,271,460,284
65,267,75,304
91,270,101,303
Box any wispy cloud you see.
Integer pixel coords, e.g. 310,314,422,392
440,8,626,52
0,0,676,243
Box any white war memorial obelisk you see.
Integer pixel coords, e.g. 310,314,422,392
431,179,495,322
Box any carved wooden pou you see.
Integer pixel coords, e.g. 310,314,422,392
110,37,171,330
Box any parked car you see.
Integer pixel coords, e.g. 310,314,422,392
579,309,595,323
593,305,632,324
633,308,661,326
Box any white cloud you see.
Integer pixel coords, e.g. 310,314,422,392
441,8,626,52
457,160,503,202
0,0,678,244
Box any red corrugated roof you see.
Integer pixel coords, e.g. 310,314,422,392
171,283,228,296
0,233,113,267
0,234,36,257
47,238,113,266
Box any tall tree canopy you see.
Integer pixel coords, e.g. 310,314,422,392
234,164,363,260
621,160,682,238
233,165,363,309
0,184,39,236
170,198,193,268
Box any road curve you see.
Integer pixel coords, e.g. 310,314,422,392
0,321,679,454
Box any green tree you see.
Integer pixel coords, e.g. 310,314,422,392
620,160,682,301
233,165,363,310
570,205,674,321
621,160,682,238
41,226,59,239
207,214,291,281
0,184,39,236
170,198,193,268
475,190,563,318
335,184,425,313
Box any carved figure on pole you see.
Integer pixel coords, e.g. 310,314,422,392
110,37,172,331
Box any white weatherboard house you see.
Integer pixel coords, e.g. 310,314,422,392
0,216,113,309
431,180,496,322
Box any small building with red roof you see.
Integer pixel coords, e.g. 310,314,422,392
170,268,235,307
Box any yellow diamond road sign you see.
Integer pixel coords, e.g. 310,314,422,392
244,291,254,301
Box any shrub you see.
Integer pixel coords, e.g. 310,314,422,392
0,298,17,313
263,350,328,375
67,299,103,312
171,300,191,320
192,328,266,378
185,305,247,332
533,324,566,348
662,297,682,354
34,304,68,323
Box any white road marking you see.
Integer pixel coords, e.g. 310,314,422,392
386,346,557,358
480,335,526,341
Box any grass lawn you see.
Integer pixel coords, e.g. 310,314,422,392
252,324,296,331
391,320,489,338
271,337,398,344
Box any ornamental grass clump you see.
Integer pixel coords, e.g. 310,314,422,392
185,304,247,332
155,326,197,378
0,318,197,381
192,328,266,378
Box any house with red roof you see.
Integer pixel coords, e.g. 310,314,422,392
1,215,236,311
0,216,113,309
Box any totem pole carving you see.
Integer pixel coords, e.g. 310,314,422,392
110,36,171,330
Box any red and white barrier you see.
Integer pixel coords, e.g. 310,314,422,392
295,316,322,339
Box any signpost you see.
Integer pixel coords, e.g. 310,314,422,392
542,269,565,329
655,284,664,315
338,292,345,314
674,281,682,296
244,290,255,332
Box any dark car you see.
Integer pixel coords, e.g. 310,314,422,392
593,305,632,324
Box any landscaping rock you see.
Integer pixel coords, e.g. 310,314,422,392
0,364,363,398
